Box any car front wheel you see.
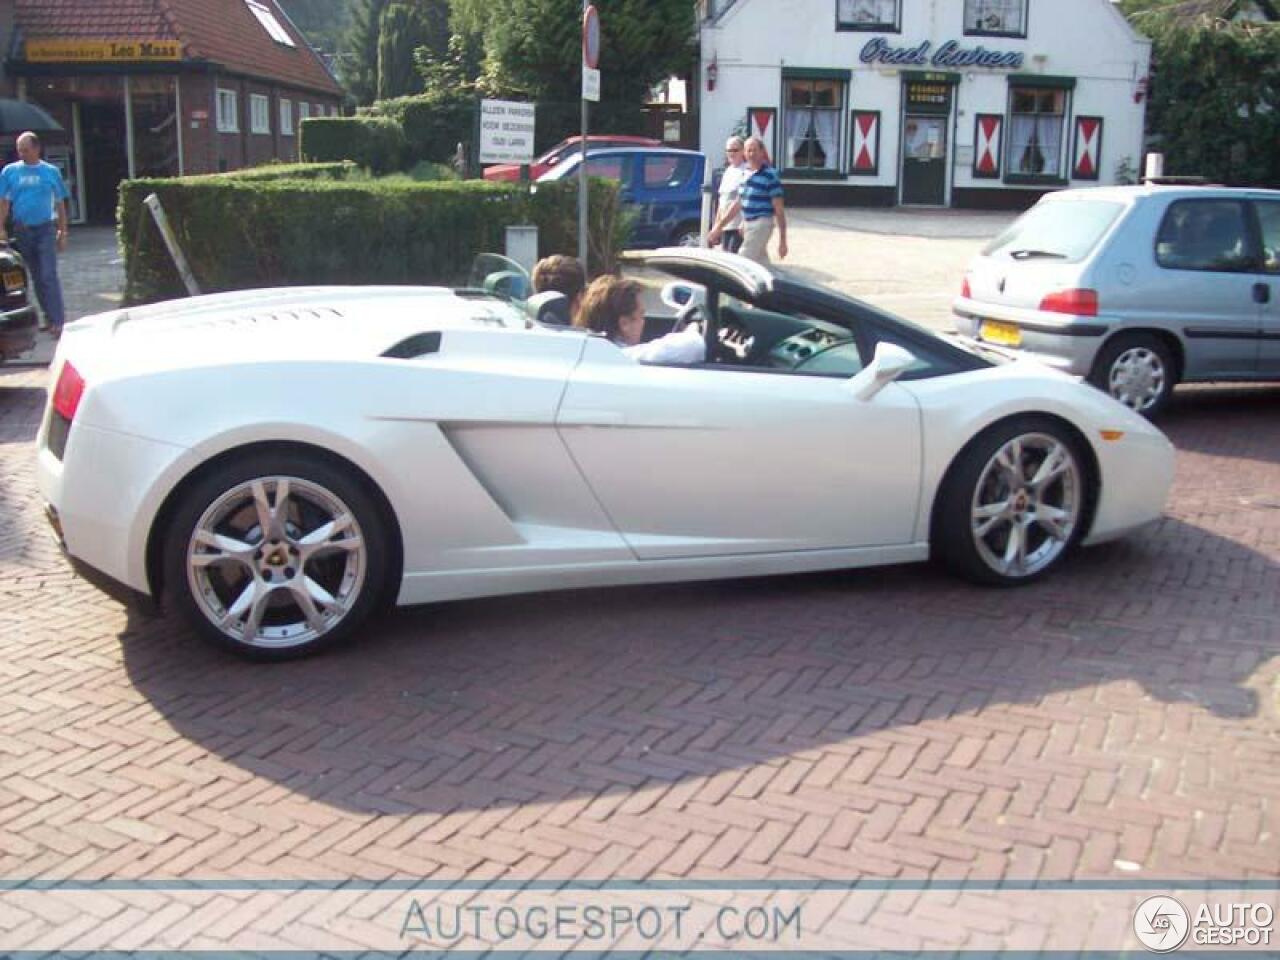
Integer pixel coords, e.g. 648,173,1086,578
934,417,1088,585
162,452,389,660
1090,334,1176,417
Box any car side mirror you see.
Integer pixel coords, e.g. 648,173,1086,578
660,281,703,312
848,341,917,401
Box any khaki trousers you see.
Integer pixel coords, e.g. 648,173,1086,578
740,217,774,264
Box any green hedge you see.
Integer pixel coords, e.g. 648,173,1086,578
118,176,623,306
299,116,406,174
214,161,358,182
365,95,474,166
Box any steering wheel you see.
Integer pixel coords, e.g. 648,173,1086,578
673,301,704,332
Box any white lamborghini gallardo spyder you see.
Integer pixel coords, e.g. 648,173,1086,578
37,250,1174,659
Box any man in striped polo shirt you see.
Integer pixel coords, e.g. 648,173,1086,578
708,136,787,265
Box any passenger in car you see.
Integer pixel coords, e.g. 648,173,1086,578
575,276,706,365
531,255,587,323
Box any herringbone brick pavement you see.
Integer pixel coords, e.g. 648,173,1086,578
1,366,1277,889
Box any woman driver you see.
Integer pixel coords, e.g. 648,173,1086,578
575,276,706,365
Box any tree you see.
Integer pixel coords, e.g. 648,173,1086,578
276,0,352,55
1127,6,1280,185
342,0,387,104
450,0,694,107
344,0,449,104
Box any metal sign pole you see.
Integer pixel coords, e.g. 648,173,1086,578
578,0,589,271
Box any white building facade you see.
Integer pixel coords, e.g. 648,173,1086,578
698,0,1152,208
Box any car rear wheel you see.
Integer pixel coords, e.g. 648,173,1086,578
1090,334,1176,417
162,452,389,660
934,417,1088,585
672,222,702,248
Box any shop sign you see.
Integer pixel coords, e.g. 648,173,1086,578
907,82,950,107
860,37,1024,70
25,39,183,63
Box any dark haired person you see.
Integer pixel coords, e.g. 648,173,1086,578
0,131,70,337
575,275,704,365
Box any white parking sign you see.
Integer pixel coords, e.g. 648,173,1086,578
479,99,535,164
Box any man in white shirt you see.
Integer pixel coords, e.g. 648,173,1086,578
715,136,748,254
576,276,705,365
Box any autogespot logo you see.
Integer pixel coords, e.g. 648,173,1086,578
1134,896,1191,952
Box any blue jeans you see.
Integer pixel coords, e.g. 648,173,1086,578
13,221,65,330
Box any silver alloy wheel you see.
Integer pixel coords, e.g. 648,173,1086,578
970,432,1081,579
185,476,367,649
1108,346,1166,412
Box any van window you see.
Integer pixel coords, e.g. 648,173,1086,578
1258,200,1280,274
1156,199,1253,272
982,198,1124,262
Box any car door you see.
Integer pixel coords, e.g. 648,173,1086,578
1153,197,1262,379
555,303,923,561
1253,198,1280,376
629,153,701,248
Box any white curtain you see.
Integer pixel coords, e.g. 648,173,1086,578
785,109,809,168
1036,115,1062,175
813,111,840,170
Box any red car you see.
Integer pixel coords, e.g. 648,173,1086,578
483,134,661,181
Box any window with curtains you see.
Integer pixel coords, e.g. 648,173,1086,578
783,78,845,172
836,0,898,30
965,0,1026,36
1008,87,1066,178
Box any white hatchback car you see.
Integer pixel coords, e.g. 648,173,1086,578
953,185,1280,415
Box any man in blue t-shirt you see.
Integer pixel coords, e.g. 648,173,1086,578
708,135,787,265
0,131,70,336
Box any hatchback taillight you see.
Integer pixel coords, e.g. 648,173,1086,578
52,361,86,421
1038,288,1099,317
961,275,972,299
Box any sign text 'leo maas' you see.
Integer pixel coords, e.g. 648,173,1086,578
860,37,1024,70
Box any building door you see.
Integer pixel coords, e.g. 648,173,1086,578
900,73,955,207
901,115,947,205
80,100,128,224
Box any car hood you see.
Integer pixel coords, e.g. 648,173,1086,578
58,286,534,381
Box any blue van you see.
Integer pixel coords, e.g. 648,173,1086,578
538,147,706,249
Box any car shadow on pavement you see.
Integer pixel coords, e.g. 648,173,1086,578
116,508,1277,815
1162,384,1280,466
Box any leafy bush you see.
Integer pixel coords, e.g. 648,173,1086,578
1130,11,1280,187
214,161,358,182
299,116,407,174
365,93,474,166
118,175,622,305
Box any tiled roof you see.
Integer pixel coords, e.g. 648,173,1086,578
14,0,343,97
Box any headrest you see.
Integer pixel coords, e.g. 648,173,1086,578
526,290,573,327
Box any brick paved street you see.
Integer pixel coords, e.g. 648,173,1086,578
1,220,1277,905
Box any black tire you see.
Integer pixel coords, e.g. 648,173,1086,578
672,222,702,248
162,451,390,661
933,416,1090,586
1088,333,1177,417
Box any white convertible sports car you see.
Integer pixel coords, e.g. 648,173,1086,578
37,250,1174,659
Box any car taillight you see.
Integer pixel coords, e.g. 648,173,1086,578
52,361,85,421
1039,288,1098,316
961,276,972,299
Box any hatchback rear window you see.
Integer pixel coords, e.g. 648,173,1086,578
982,199,1125,263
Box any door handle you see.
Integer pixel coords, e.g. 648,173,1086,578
1254,282,1271,305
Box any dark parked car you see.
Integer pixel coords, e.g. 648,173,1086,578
539,147,706,249
0,244,36,362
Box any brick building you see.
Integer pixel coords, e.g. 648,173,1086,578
4,0,343,223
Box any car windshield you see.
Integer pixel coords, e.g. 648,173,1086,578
982,198,1125,263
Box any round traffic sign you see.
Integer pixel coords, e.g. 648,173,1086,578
583,5,600,70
